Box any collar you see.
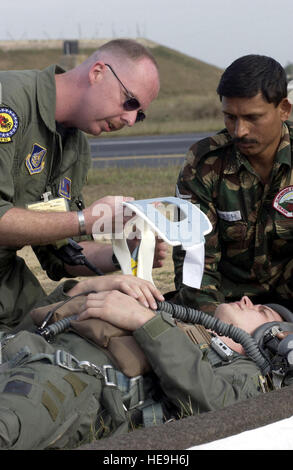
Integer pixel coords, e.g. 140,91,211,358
275,122,292,167
36,64,66,134
224,122,292,175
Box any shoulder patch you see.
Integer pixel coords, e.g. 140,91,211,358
0,107,19,143
273,185,293,218
25,143,47,175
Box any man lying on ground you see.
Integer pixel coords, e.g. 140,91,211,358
0,275,290,449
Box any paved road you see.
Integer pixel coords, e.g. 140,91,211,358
89,132,213,167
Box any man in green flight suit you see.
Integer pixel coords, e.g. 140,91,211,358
173,54,293,314
0,38,164,330
0,274,287,450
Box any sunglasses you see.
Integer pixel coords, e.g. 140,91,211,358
105,63,146,122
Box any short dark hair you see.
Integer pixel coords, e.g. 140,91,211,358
217,54,287,106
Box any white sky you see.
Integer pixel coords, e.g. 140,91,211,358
1,0,293,69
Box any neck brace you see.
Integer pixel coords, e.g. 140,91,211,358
111,196,212,287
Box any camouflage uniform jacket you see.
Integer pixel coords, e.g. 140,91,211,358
173,122,293,313
0,65,91,329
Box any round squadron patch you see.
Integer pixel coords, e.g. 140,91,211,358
0,107,19,143
273,185,293,218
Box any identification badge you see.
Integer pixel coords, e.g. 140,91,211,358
273,185,293,218
26,198,69,212
0,107,19,143
217,209,242,221
27,197,69,249
25,143,47,175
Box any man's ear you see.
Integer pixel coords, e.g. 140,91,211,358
279,98,292,121
88,61,106,85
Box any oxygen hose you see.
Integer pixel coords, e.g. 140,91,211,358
156,301,271,375
37,297,271,375
38,315,78,340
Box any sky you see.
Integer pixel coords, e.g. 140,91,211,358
1,0,293,69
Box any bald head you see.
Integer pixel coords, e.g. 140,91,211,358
55,38,160,135
85,38,159,71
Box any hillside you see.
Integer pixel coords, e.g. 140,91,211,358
0,38,224,135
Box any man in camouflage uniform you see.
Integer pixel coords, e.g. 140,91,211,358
173,55,293,314
0,274,284,450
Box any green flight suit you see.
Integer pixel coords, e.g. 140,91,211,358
173,122,293,313
0,285,264,450
0,65,91,329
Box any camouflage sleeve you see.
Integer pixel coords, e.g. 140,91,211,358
173,148,225,314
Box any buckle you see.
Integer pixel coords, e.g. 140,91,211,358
79,360,104,378
103,365,117,387
55,350,81,371
55,350,105,379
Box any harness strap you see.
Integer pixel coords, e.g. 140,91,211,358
0,345,31,372
0,343,164,426
139,399,164,427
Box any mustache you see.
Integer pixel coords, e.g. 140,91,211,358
232,137,258,145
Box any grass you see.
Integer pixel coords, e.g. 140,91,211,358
85,165,181,203
93,117,223,138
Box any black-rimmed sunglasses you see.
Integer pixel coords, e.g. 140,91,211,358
105,63,145,123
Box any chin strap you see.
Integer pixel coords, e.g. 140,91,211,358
112,196,212,287
112,215,156,284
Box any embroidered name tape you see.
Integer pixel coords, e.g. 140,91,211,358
217,209,242,222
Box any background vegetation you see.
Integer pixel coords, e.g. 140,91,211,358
0,40,224,136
